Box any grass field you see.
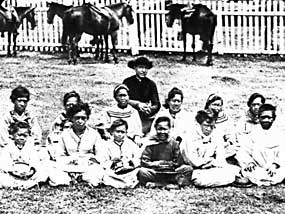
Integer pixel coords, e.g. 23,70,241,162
0,51,284,213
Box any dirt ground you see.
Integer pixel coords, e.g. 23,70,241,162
0,51,285,213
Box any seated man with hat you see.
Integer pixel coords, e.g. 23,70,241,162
123,56,161,135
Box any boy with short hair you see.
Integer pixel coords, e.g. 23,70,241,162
137,116,192,188
1,85,42,147
0,121,48,189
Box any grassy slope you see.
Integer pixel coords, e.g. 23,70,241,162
0,52,284,213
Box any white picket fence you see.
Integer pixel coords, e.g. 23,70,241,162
0,0,284,55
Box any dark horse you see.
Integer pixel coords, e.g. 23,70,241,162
166,3,217,66
0,6,37,56
47,2,72,51
63,2,134,64
47,2,103,59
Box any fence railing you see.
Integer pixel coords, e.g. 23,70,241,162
0,0,284,55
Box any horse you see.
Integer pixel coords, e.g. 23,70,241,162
47,1,72,52
46,1,103,59
166,3,217,66
63,2,134,64
0,6,37,56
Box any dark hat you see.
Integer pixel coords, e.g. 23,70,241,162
127,57,153,69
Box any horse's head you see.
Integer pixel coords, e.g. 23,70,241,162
26,7,37,29
47,2,72,23
165,4,185,27
122,3,134,25
47,2,55,24
165,4,187,27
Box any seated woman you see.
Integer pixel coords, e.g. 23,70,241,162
47,102,105,186
180,110,240,187
47,91,81,152
149,87,192,143
236,93,265,143
0,86,42,147
95,119,141,188
0,121,48,189
96,84,143,146
204,94,236,158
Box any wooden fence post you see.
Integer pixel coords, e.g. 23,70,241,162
129,0,139,55
216,0,223,55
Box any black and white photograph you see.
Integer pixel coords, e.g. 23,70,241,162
0,0,285,213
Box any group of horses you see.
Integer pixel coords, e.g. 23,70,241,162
1,1,217,66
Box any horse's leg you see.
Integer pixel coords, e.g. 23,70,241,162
99,36,104,60
192,35,196,62
72,35,81,64
61,30,68,53
67,36,74,64
206,41,213,66
93,36,100,60
181,32,187,61
12,32,17,56
104,34,109,63
7,32,11,57
75,35,81,58
111,32,118,64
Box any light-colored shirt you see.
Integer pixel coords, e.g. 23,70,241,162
0,138,43,172
149,108,193,140
236,124,285,168
180,122,228,169
98,137,141,170
99,104,143,139
51,125,103,161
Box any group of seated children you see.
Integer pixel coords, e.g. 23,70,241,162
0,56,284,189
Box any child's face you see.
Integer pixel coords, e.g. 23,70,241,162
112,125,127,143
115,89,129,108
155,121,170,142
200,120,215,136
14,97,28,114
71,110,88,131
13,128,29,150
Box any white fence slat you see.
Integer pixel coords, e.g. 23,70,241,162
0,0,285,55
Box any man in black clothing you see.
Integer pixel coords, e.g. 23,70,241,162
123,57,161,135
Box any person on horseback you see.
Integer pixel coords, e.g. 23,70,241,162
0,0,20,37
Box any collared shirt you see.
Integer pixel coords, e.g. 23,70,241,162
180,122,227,168
98,137,141,169
56,125,102,157
123,75,161,117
